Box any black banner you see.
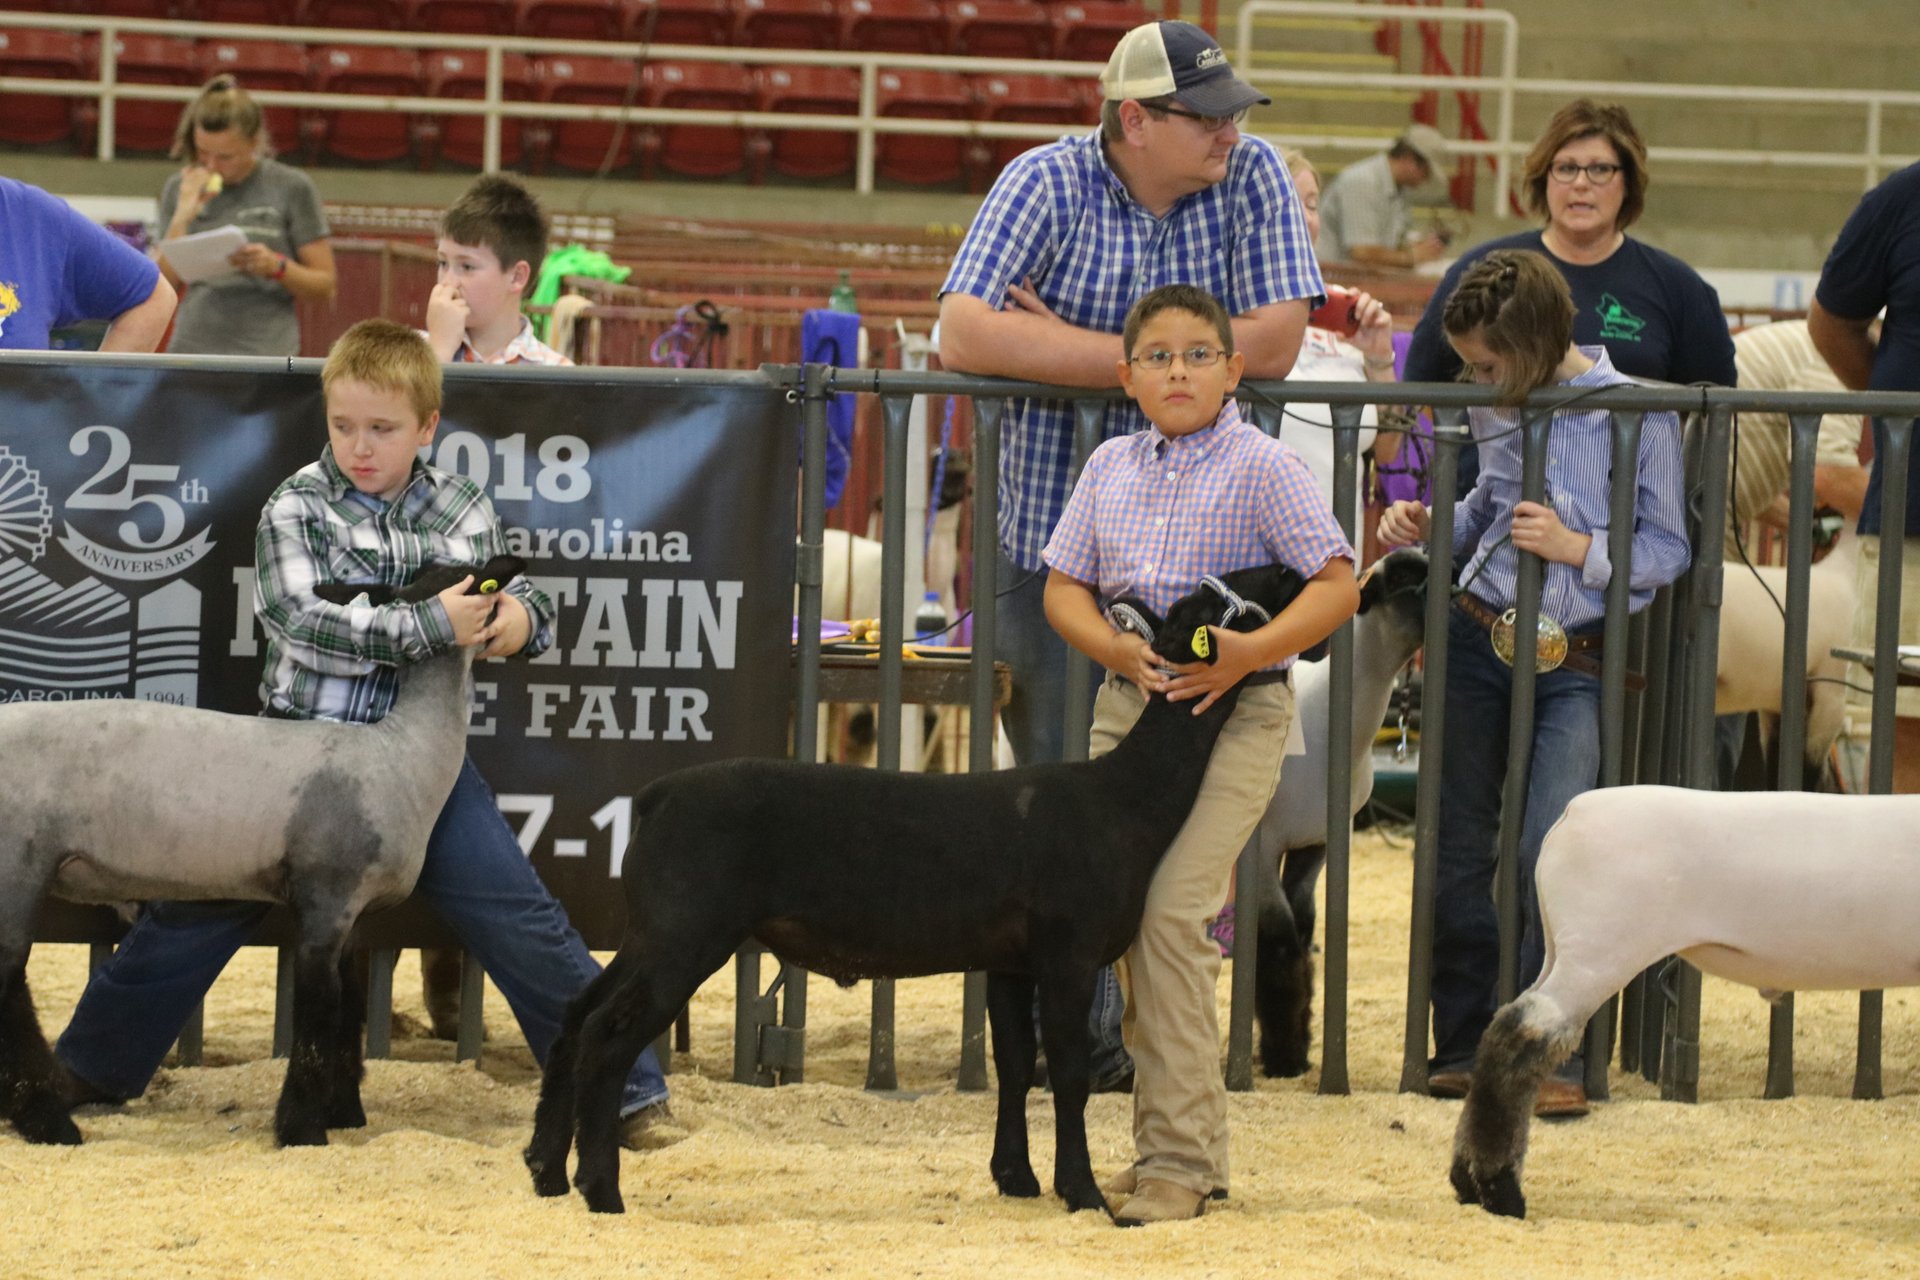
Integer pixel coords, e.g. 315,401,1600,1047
1,356,797,947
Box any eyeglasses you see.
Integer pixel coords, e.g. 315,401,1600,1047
1130,345,1226,370
1145,102,1248,133
1548,160,1622,185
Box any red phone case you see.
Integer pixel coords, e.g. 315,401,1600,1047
1309,286,1361,337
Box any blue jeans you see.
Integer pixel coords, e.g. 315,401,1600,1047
1430,605,1601,1074
56,757,669,1115
994,551,1132,1084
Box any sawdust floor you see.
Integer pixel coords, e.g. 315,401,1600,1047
9,828,1920,1279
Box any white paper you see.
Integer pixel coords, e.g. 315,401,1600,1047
158,224,249,283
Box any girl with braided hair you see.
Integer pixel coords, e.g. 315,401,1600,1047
1377,249,1690,1117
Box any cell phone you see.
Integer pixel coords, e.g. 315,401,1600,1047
1309,285,1361,337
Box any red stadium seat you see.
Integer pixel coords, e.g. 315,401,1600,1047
623,0,731,45
1049,1,1151,63
0,28,84,147
407,0,517,33
180,0,298,22
874,67,971,186
518,0,623,41
944,0,1050,59
734,0,838,50
85,33,201,155
972,71,1087,181
752,63,858,182
98,0,186,17
309,44,423,164
421,49,533,169
842,0,946,55
531,53,639,174
298,0,408,28
197,38,311,156
641,58,755,180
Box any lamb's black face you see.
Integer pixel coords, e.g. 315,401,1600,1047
1358,547,1429,615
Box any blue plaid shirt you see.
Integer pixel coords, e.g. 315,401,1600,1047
1044,399,1354,671
255,446,555,722
941,129,1324,571
1454,348,1691,627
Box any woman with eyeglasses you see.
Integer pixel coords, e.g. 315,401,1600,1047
1401,99,1736,488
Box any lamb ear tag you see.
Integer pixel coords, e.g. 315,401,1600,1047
1190,626,1211,660
479,579,500,594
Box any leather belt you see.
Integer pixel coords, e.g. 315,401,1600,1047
1454,593,1646,692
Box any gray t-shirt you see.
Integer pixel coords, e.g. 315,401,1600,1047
159,157,329,357
1315,151,1408,263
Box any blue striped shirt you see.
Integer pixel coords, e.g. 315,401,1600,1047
255,446,555,722
1454,348,1690,627
1043,399,1355,670
941,129,1324,571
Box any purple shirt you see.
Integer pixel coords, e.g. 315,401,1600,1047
1044,398,1354,669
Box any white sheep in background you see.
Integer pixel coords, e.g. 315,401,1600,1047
0,559,513,1149
1450,784,1920,1220
1716,519,1859,785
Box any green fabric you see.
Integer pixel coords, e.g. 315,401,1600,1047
528,244,631,338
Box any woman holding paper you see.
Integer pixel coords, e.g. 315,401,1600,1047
157,75,335,356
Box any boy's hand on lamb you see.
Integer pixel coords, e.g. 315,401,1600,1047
476,592,531,659
1161,628,1255,715
436,576,496,646
1509,500,1592,567
1378,500,1430,548
1108,630,1163,697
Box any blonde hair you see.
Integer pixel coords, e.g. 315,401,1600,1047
322,319,443,423
1280,146,1317,188
170,74,269,160
1441,250,1575,405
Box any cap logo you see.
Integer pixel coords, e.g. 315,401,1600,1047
1195,47,1226,71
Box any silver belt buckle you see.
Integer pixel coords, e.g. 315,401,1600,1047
1490,607,1569,673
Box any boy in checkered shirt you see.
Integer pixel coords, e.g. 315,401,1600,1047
1042,283,1356,1225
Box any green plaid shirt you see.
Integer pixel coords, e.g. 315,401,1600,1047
254,445,554,722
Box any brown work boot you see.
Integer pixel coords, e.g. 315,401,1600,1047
1534,1077,1589,1119
1102,1165,1228,1202
620,1100,689,1151
1427,1069,1473,1100
1113,1177,1207,1227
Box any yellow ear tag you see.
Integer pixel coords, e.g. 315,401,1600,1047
1190,626,1211,660
479,579,500,594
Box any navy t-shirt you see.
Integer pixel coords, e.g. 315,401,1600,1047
1404,229,1737,490
1815,161,1920,537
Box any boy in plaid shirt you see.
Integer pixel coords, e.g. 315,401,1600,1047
1044,284,1356,1224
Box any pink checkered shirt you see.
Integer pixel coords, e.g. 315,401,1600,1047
1043,399,1354,669
448,317,573,366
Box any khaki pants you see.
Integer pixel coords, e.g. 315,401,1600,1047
1847,533,1920,719
1090,672,1294,1196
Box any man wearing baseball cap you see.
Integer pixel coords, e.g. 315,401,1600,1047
937,20,1324,1226
1315,122,1453,267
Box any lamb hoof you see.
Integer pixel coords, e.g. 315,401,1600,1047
525,1152,570,1198
578,1181,626,1215
326,1098,367,1130
1448,1157,1477,1205
993,1165,1042,1198
13,1095,84,1146
275,1119,330,1148
1477,1166,1526,1219
1058,1182,1111,1216
1260,1047,1310,1079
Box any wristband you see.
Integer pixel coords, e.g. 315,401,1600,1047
272,254,289,280
1363,354,1395,371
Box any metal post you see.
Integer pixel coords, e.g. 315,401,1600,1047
1058,399,1108,762
365,948,396,1061
1494,414,1551,1005
866,391,914,1094
957,398,1003,1093
1317,403,1363,1096
1401,409,1464,1093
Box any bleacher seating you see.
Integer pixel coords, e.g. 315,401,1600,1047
625,0,733,45
198,37,310,155
972,71,1088,178
734,0,838,51
420,48,534,168
0,28,84,147
753,63,858,181
517,0,625,41
308,44,423,164
183,0,296,23
842,0,946,56
531,52,639,173
641,58,755,179
944,0,1051,59
299,0,409,29
874,67,972,185
407,0,519,36
84,33,200,155
1049,1,1151,63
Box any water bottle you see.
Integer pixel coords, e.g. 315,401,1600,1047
913,591,947,643
828,269,858,313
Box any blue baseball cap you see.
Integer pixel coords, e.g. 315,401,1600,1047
1100,21,1269,117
